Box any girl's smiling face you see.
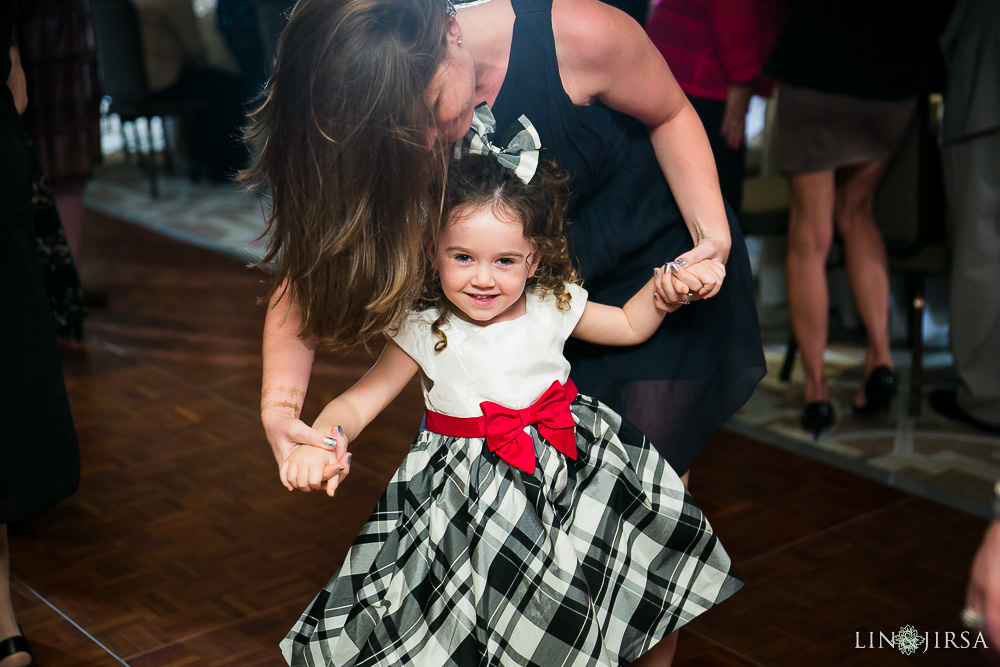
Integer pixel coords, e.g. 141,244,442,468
434,204,540,326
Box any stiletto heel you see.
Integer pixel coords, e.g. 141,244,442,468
801,401,835,440
853,366,896,416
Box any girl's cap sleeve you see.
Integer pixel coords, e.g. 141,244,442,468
387,310,435,373
561,282,589,339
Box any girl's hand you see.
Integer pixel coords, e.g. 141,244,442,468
279,443,346,495
315,426,352,497
653,258,726,307
651,266,686,311
262,410,337,467
668,237,730,301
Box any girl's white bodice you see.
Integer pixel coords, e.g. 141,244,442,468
390,283,588,418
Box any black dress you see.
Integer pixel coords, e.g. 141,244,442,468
490,0,765,474
1,9,80,524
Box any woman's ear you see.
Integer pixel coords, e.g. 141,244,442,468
444,16,462,45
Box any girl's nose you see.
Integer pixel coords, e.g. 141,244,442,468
471,265,494,287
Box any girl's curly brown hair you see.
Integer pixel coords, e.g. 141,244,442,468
415,154,579,351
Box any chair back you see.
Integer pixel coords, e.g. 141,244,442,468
90,0,150,114
874,94,948,257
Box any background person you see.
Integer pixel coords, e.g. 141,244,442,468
929,0,1000,434
1,11,82,667
764,1,929,437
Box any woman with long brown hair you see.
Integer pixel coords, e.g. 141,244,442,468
251,1,764,661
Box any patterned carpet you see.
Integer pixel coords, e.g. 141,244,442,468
83,161,1000,519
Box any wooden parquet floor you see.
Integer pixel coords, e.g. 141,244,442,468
7,209,994,666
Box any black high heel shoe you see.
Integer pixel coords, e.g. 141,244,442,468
801,401,835,440
853,366,896,416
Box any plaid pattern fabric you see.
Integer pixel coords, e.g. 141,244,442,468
282,395,741,666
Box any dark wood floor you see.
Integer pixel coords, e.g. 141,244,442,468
7,209,994,666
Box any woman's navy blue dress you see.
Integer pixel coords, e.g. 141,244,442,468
490,0,765,474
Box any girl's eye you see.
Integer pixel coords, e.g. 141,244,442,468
454,254,472,263
496,257,516,267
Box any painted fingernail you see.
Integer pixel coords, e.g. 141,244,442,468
668,263,679,274
653,293,659,301
347,453,353,464
323,437,337,446
653,267,660,278
675,258,686,266
335,466,345,473
336,425,344,435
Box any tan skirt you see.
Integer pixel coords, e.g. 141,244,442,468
777,83,917,173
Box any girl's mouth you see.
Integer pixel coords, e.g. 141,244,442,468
466,293,499,305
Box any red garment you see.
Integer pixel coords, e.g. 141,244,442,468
646,0,788,101
424,380,579,475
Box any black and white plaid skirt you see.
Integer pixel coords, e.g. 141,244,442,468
282,395,742,666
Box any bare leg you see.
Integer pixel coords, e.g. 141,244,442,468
833,160,894,407
786,170,837,403
0,525,31,667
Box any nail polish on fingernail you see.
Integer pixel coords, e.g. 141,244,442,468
675,258,686,266
337,425,344,435
668,263,679,274
335,466,345,473
347,453,353,464
323,437,337,446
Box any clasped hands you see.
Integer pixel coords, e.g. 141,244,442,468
652,238,728,312
264,411,352,497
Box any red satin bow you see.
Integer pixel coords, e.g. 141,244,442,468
480,381,578,474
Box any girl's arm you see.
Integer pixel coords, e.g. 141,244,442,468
571,278,673,346
311,340,419,445
552,0,731,286
261,283,333,465
287,339,418,496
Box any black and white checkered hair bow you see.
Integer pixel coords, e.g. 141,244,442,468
454,103,541,184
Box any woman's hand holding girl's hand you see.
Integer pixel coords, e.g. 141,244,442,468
653,257,727,308
279,438,349,496
678,258,726,300
262,410,337,468
674,235,731,269
312,425,352,497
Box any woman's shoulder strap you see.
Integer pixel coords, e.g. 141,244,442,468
510,0,552,17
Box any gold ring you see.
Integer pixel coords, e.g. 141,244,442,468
961,606,986,629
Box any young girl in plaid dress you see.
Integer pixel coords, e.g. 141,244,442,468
279,134,741,666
